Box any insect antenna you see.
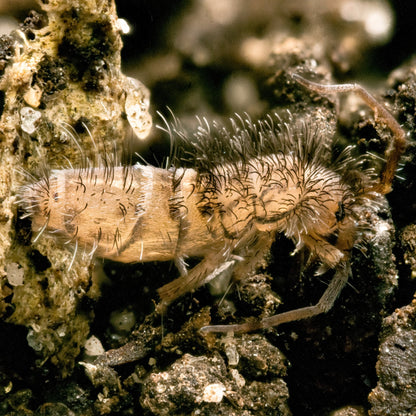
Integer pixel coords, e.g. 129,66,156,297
292,73,407,194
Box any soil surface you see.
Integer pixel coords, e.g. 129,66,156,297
0,1,415,415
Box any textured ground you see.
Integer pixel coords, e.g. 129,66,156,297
0,1,416,415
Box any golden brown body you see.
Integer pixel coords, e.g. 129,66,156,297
19,75,406,333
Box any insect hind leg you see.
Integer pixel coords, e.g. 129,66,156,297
200,263,351,334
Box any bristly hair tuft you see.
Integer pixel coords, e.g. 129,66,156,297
162,112,378,196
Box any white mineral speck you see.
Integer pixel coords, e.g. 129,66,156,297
20,107,41,134
230,369,245,388
202,383,225,403
84,335,105,357
117,18,130,34
26,328,43,352
5,263,24,286
224,342,239,366
375,221,391,235
124,77,152,140
109,308,136,333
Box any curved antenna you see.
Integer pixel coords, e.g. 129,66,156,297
292,74,407,195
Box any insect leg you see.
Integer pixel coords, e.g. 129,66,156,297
174,257,188,276
293,73,407,194
200,262,350,333
231,233,274,281
158,252,232,306
301,234,344,268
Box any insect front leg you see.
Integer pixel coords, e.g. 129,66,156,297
157,249,234,307
230,232,275,281
301,234,345,268
174,256,189,277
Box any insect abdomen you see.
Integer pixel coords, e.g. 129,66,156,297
21,165,168,261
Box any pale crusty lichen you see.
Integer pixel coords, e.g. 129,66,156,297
0,0,151,376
